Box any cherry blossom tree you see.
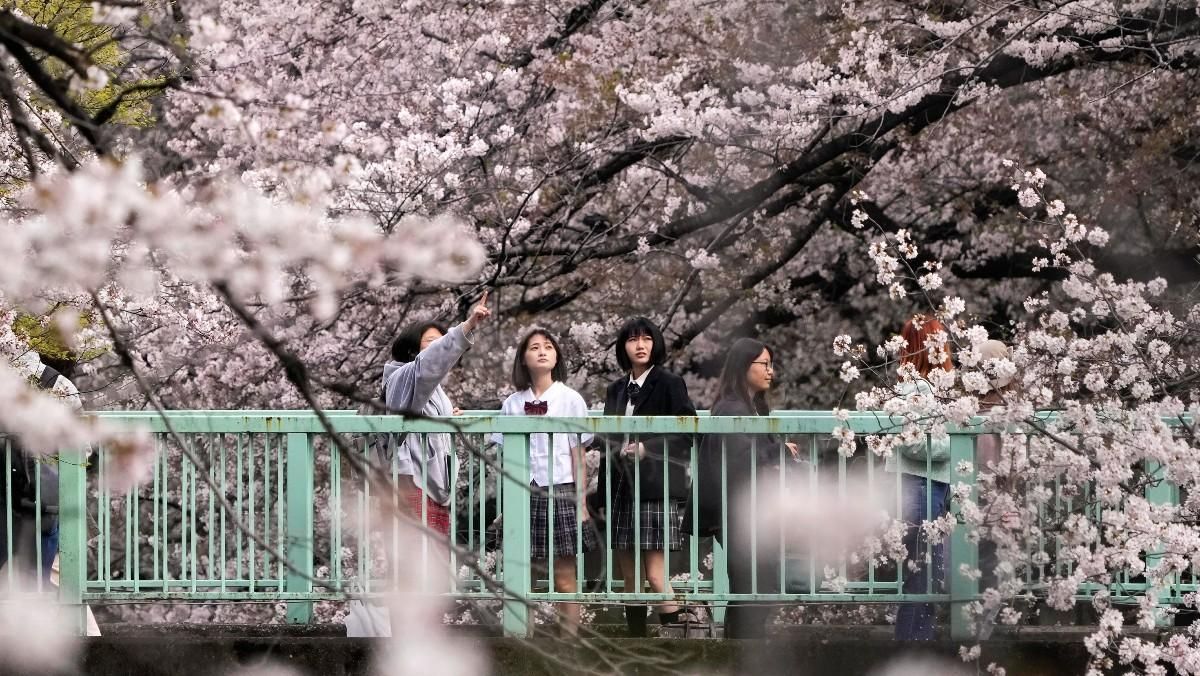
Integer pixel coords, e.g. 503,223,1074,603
836,164,1200,674
0,0,1185,417
108,0,1197,412
0,1,1197,669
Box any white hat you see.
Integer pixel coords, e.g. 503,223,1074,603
978,340,1013,389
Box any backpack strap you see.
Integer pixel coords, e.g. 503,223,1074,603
37,365,59,390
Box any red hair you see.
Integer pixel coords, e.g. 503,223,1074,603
899,315,953,377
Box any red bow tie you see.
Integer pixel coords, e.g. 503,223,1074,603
524,400,548,415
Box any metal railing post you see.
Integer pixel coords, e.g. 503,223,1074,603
58,449,88,635
1145,461,1176,628
501,433,531,637
949,432,978,640
712,538,729,627
285,432,314,623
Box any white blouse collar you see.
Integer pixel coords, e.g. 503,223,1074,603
627,365,654,387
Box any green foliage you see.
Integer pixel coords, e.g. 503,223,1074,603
12,304,108,362
8,0,162,126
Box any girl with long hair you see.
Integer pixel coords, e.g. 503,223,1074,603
890,314,954,641
689,337,798,638
493,328,596,635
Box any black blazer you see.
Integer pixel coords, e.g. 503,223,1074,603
684,395,781,539
591,367,697,508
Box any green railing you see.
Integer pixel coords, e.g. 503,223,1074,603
13,411,1180,638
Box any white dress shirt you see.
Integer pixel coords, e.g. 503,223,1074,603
493,381,594,487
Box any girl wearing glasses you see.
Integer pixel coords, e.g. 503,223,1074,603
492,328,595,635
689,337,798,638
590,317,698,636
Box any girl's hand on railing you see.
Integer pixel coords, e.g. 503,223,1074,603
784,442,800,461
452,407,462,416
620,442,646,459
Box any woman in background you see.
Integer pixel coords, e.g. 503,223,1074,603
689,337,798,638
889,314,954,641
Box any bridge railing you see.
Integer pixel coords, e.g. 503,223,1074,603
16,411,1182,637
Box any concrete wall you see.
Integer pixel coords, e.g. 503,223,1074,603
72,630,1092,676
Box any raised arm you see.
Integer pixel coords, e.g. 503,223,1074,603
54,374,83,412
386,292,491,412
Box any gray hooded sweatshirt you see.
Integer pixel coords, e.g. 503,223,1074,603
382,324,472,505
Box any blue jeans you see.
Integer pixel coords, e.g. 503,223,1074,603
0,518,59,584
41,522,59,582
895,473,949,641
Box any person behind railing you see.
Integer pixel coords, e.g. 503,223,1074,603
349,298,489,639
382,291,491,535
491,328,597,636
686,338,799,639
588,317,698,636
890,314,954,641
0,350,82,586
974,339,1019,636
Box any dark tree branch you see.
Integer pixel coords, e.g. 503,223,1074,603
0,31,105,153
93,77,181,125
953,246,1200,285
0,9,89,77
504,282,592,316
0,58,43,176
508,0,610,67
670,181,856,351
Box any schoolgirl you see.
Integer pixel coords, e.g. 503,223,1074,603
591,317,697,636
493,328,596,634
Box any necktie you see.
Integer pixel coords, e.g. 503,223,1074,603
524,400,548,415
626,382,641,406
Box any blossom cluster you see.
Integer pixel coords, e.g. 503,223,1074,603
837,165,1200,671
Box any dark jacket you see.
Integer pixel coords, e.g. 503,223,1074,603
685,395,780,539
590,367,697,509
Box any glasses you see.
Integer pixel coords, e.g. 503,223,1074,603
751,360,774,371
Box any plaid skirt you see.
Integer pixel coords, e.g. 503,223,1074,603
610,489,684,551
406,488,451,536
530,483,598,560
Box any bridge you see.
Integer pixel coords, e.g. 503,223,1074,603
6,410,1179,647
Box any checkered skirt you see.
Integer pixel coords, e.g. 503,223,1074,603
406,488,450,536
610,486,684,551
529,483,598,560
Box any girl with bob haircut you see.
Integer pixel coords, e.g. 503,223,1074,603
591,316,697,636
688,337,798,638
391,321,450,364
492,328,596,635
889,314,954,641
382,295,489,533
